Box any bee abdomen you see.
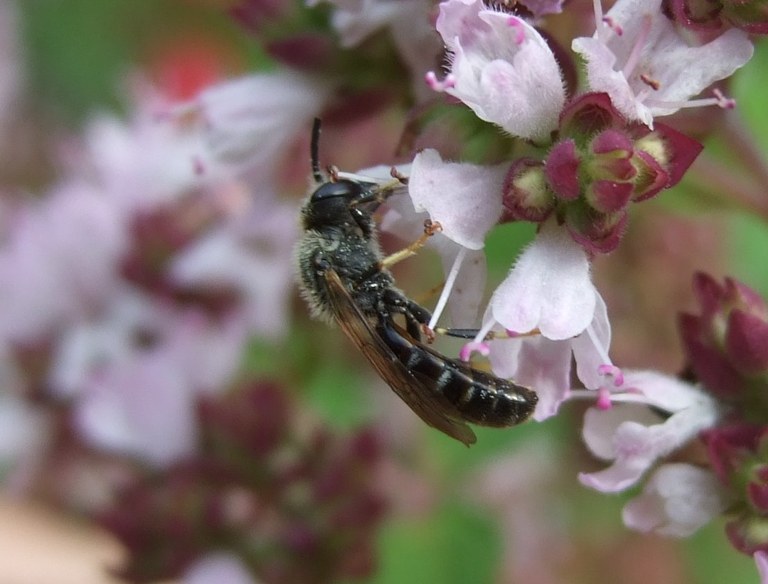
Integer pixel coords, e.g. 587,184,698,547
378,321,537,428
437,363,537,427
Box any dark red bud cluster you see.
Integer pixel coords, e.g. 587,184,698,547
702,424,768,555
665,0,768,36
99,381,388,583
680,272,768,403
502,93,703,253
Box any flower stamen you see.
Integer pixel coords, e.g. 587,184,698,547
622,14,653,79
428,247,467,330
640,73,660,91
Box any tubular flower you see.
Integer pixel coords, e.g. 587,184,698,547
481,220,613,419
572,0,754,127
431,0,566,142
579,370,720,492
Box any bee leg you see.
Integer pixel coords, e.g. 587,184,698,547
382,289,432,340
380,220,443,269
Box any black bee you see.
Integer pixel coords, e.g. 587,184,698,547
295,120,537,445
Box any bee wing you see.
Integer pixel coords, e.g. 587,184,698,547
324,269,476,446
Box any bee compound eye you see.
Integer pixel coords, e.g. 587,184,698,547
311,179,364,202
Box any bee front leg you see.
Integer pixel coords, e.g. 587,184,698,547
379,220,442,270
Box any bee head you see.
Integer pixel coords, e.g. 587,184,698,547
302,179,375,232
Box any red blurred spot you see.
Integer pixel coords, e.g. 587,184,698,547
151,37,240,102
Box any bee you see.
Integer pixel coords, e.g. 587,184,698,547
295,120,537,445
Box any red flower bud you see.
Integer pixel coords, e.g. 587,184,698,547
544,139,581,201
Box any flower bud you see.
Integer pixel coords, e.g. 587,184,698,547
680,273,768,402
544,139,580,201
502,158,555,222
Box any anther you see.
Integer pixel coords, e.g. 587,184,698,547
640,73,660,91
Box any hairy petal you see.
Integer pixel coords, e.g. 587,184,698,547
489,221,596,339
436,0,565,140
409,149,505,250
622,464,726,537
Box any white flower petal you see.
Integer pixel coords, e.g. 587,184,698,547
408,149,505,250
490,222,596,339
437,0,565,139
622,464,725,537
197,71,330,173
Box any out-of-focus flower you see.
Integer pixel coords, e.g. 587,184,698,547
0,181,125,345
572,0,753,127
622,463,727,536
431,0,566,141
100,381,389,583
193,70,331,175
466,440,572,584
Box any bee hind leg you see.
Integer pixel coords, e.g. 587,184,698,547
382,289,432,340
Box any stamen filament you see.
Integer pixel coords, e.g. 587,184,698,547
428,247,467,330
622,14,652,79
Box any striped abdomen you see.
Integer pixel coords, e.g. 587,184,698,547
376,320,538,427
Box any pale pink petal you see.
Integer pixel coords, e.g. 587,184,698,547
622,464,726,537
197,71,331,174
572,294,612,389
489,221,596,339
437,0,565,140
579,371,720,492
408,149,505,250
581,403,663,460
75,354,198,467
572,0,754,127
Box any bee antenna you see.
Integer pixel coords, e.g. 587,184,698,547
311,118,323,183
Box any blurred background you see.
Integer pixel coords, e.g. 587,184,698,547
0,0,767,582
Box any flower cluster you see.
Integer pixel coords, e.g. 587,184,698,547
1,0,767,582
99,381,388,583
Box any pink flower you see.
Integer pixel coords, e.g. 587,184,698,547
572,0,754,127
408,149,506,251
171,199,299,340
579,370,720,492
0,181,125,344
432,0,566,141
194,70,331,174
622,463,727,537
481,221,612,418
